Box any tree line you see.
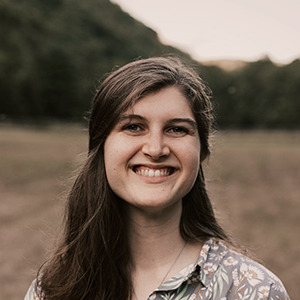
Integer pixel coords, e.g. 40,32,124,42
0,0,299,128
200,58,300,129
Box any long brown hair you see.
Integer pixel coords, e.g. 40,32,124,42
38,56,229,299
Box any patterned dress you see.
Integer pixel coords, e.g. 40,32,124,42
24,239,290,299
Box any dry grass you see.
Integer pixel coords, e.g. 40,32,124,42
0,124,299,299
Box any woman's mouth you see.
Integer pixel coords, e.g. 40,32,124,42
132,166,176,177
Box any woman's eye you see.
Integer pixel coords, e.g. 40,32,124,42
168,127,189,134
123,124,143,132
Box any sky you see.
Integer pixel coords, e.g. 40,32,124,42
111,0,300,64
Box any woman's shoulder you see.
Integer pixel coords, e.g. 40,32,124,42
24,278,43,300
200,238,290,299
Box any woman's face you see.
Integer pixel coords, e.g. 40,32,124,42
104,86,200,213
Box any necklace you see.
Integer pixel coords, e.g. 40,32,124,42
133,242,187,300
158,241,187,286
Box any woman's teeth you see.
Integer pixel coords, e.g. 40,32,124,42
134,168,172,177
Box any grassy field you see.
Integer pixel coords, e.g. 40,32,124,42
1,124,299,299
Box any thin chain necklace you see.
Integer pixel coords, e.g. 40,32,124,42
133,242,187,300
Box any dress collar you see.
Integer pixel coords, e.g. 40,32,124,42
154,238,228,292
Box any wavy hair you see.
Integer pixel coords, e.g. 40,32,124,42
38,56,229,299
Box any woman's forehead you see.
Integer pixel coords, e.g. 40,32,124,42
120,87,194,117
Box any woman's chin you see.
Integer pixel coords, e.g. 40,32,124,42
124,197,183,218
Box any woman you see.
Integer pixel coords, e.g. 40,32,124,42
25,57,289,299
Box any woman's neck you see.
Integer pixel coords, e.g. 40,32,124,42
128,204,184,270
126,202,202,300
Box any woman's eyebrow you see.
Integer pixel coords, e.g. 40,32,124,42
117,115,197,129
118,114,146,122
169,118,197,129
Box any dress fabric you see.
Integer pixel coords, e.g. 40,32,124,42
24,238,290,300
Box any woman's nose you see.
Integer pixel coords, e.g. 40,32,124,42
142,132,170,159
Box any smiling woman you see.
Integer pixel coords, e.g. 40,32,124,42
104,87,201,213
24,57,290,300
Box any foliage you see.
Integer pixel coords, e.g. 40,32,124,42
200,58,300,128
0,0,187,121
0,0,299,128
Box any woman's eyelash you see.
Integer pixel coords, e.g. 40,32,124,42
123,123,143,131
121,123,191,134
168,126,189,133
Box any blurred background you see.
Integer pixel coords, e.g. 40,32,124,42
0,0,299,299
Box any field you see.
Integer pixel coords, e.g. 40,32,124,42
1,124,299,299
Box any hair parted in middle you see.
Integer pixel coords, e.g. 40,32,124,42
39,56,229,300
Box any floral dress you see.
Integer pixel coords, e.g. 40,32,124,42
25,239,290,300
